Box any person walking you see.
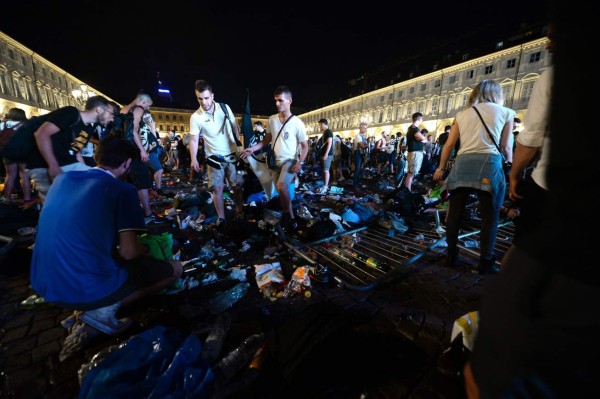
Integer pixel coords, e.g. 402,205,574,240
189,80,245,226
1,107,33,205
404,112,425,191
317,118,333,194
433,79,514,273
240,85,308,232
352,122,369,189
119,91,155,222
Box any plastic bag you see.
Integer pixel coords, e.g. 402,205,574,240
78,325,215,399
136,232,174,260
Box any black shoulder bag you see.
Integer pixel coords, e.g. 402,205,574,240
265,115,293,169
473,106,512,178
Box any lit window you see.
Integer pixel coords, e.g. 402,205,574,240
529,51,541,63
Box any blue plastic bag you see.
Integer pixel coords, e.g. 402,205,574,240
78,325,214,399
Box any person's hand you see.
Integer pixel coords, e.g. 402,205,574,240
48,165,63,181
140,149,149,163
290,162,302,174
191,159,200,172
433,168,445,182
239,148,253,160
508,177,523,201
322,154,327,161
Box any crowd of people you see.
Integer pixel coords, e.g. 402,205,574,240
3,12,597,393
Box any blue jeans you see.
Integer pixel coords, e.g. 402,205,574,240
353,150,362,187
395,156,406,185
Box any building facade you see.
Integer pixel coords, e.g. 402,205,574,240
2,30,549,142
300,37,551,140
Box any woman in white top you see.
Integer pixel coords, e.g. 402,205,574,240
434,80,514,273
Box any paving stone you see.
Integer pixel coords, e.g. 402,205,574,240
1,312,33,330
38,327,67,346
31,340,62,363
29,318,60,338
0,325,29,344
2,335,36,357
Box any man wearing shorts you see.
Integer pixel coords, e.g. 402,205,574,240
404,112,426,192
240,85,309,232
189,80,245,226
30,136,182,337
317,118,333,194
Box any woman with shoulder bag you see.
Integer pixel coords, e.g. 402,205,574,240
433,80,514,274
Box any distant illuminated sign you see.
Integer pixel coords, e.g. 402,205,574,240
158,89,171,94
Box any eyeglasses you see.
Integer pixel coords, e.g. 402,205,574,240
102,107,117,117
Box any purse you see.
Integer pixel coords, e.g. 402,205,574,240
473,106,512,177
266,115,293,170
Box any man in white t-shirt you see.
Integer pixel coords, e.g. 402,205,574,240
189,80,244,226
240,85,308,232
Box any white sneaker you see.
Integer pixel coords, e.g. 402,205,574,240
319,186,329,195
80,303,132,336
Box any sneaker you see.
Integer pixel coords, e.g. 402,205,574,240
318,186,328,195
215,218,226,227
59,321,103,362
79,303,132,336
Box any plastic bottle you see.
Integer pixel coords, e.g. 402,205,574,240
211,333,266,385
208,282,250,315
200,312,231,363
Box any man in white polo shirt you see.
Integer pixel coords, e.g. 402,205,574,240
240,85,308,232
189,80,245,226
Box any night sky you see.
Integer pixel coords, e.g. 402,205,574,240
3,0,547,115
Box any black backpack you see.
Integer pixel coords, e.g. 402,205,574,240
0,115,48,162
109,105,143,140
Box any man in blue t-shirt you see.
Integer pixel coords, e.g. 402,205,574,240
30,136,182,337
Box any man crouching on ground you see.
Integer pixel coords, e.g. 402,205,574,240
30,136,182,337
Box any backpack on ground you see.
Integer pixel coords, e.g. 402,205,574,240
0,115,48,162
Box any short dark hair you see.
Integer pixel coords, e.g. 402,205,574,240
195,80,213,93
6,107,27,122
274,85,292,99
318,118,328,125
254,121,263,127
412,112,423,122
444,125,451,131
84,95,110,111
96,136,137,168
514,117,521,123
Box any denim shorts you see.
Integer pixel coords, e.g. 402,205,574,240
147,152,163,173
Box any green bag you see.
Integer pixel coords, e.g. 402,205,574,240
137,232,174,260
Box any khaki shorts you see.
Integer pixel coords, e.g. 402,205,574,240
407,151,424,175
207,161,244,189
270,159,297,187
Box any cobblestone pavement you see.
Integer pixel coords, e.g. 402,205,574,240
0,171,492,399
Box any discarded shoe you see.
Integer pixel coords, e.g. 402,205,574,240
80,303,132,336
58,320,103,362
